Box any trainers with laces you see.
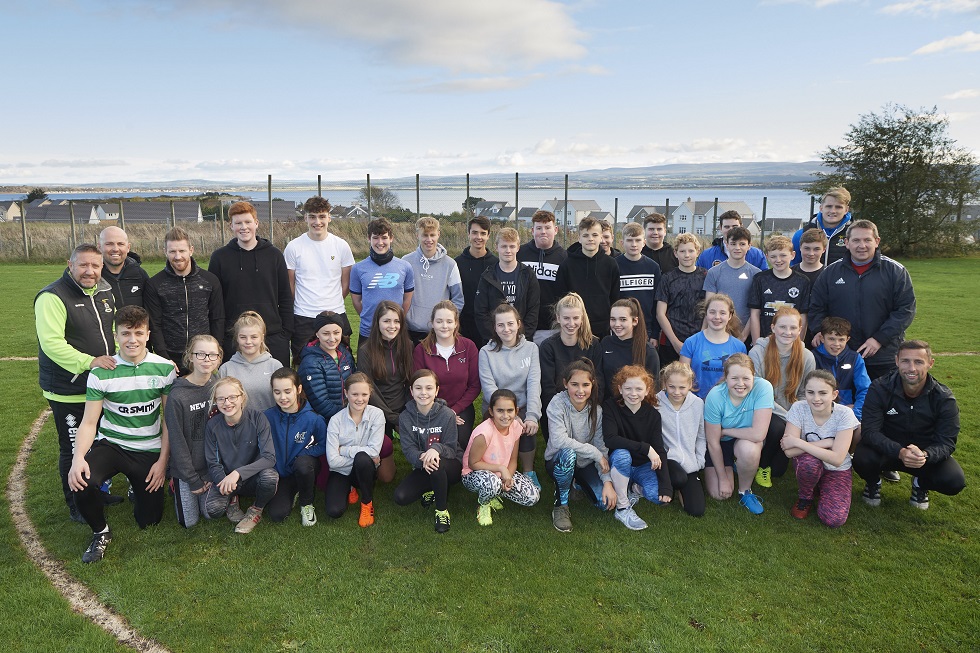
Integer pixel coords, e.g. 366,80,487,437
235,506,263,533
434,509,451,533
525,470,542,491
226,496,246,522
755,467,772,488
862,480,882,506
489,497,504,511
420,491,435,508
552,504,573,532
614,507,648,530
477,503,492,526
882,469,901,483
348,487,359,505
739,490,764,515
910,479,929,510
627,484,642,508
300,504,317,527
358,501,375,527
790,497,813,520
82,529,111,563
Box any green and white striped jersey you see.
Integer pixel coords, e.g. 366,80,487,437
86,352,176,452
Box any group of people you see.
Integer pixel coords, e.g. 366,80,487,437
35,190,966,564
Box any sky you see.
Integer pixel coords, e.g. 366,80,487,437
1,0,978,184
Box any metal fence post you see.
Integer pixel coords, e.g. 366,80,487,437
366,174,372,218
118,199,126,230
20,201,29,259
712,198,719,239
514,172,519,229
267,175,274,243
219,201,225,243
416,173,421,221
563,174,569,245
69,200,77,249
809,195,816,219
761,196,768,243
318,174,322,198
170,200,176,230
465,173,470,217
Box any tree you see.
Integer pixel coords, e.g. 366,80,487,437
26,187,47,203
807,104,980,255
356,186,401,215
462,196,485,216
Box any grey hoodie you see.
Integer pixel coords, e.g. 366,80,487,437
748,336,815,417
205,406,276,484
398,398,461,469
656,390,706,474
402,243,464,332
166,375,218,491
544,391,611,483
218,350,283,412
478,336,543,423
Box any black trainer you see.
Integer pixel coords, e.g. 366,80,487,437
910,480,930,510
82,529,112,563
102,491,124,506
420,491,435,508
861,480,882,507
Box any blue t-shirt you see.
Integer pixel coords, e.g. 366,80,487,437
704,377,775,441
680,332,747,399
349,257,415,336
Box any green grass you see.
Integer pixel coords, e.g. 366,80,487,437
2,260,978,652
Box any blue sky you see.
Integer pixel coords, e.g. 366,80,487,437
2,0,978,183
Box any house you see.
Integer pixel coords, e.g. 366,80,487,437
23,202,100,224
669,199,755,236
758,218,804,236
105,201,203,224
331,204,370,220
250,200,300,222
516,207,538,225
541,199,602,227
0,201,22,222
625,205,670,223
473,201,513,219
586,210,614,223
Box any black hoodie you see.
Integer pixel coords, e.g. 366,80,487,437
208,237,294,337
455,246,498,343
101,253,150,308
554,243,620,338
517,240,567,331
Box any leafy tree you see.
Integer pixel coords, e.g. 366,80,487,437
462,196,485,216
807,104,979,254
356,186,401,215
26,187,47,203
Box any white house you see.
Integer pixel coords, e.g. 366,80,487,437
669,199,755,236
625,205,670,223
0,201,22,222
24,203,100,224
541,199,602,227
474,201,516,221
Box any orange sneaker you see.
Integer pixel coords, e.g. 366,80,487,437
358,501,375,528
348,487,359,505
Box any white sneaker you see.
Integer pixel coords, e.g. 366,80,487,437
614,507,648,531
627,484,642,508
300,504,317,527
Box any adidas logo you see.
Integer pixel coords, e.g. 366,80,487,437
886,408,899,415
763,288,772,295
738,272,748,279
835,278,846,285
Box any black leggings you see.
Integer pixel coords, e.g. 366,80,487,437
667,460,706,517
324,452,377,518
73,440,165,532
759,414,789,477
393,458,463,511
853,444,966,495
455,404,476,452
266,455,320,522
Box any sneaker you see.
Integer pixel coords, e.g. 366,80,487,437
235,506,263,533
358,501,375,528
348,487,359,505
226,496,246,522
739,490,764,515
525,470,542,491
755,467,772,489
627,484,642,508
614,507,648,531
910,480,929,510
300,504,317,527
434,509,451,534
861,480,882,507
489,496,504,512
128,486,135,502
102,491,123,506
790,498,813,520
82,529,112,563
420,491,435,508
882,470,901,483
476,503,493,526
69,505,86,524
552,504,573,532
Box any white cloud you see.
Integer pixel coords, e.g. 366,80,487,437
881,0,980,15
870,55,910,64
410,74,545,94
944,88,980,99
947,111,977,121
40,159,127,168
496,152,525,167
913,30,980,54
760,0,852,8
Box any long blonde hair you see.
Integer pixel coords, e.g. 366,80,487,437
552,292,595,350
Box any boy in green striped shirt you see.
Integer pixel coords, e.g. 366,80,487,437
69,305,176,563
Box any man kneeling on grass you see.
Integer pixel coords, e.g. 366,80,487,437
68,306,176,563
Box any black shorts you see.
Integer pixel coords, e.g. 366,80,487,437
704,439,736,468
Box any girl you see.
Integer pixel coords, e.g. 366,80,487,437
298,311,356,422
264,368,327,526
544,360,617,533
461,389,541,526
413,300,481,449
358,300,413,438
680,293,747,399
166,335,222,528
780,370,858,527
324,373,386,527
703,354,774,515
478,303,543,488
748,307,815,488
600,297,660,399
219,311,283,412
656,362,707,518
203,377,279,534
394,370,462,533
603,365,672,531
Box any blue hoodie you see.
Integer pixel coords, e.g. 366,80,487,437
812,343,871,419
264,402,327,477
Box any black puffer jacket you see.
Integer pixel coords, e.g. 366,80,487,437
145,258,225,359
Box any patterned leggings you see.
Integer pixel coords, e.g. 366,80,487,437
546,448,606,508
609,449,660,509
793,453,851,528
461,470,540,506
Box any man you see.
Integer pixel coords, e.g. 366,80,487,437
455,216,498,344
402,216,464,344
616,222,661,343
209,201,293,368
808,220,915,380
518,210,567,344
68,305,175,562
854,340,965,510
35,243,117,522
697,210,769,270
144,226,225,374
554,216,620,339
350,218,414,356
99,226,150,308
703,225,760,342
284,196,355,362
474,227,540,343
640,213,677,273
793,187,852,266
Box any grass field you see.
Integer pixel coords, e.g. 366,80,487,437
1,259,978,652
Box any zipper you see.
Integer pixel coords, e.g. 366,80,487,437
183,277,190,343
88,291,111,355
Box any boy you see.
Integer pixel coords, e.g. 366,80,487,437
793,187,852,266
555,216,620,338
703,226,759,343
402,216,464,344
67,306,176,563
350,218,414,356
456,216,498,343
474,227,540,343
599,220,621,257
655,233,706,365
812,317,871,426
616,222,661,343
697,210,769,270
518,210,567,344
748,234,811,343
792,228,828,285
284,196,355,362
641,213,677,273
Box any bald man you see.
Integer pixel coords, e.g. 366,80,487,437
99,226,150,308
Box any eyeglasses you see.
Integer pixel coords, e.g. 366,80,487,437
192,352,220,361
215,394,242,405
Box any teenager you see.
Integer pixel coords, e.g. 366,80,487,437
203,377,279,534
394,370,462,533
474,227,540,343
603,365,672,531
703,225,760,343
518,209,567,344
792,187,852,266
358,301,413,440
403,216,464,343
697,210,768,270
641,212,677,273
657,362,707,517
350,218,414,355
264,368,327,526
544,360,616,532
780,370,858,527
748,234,811,343
679,293,747,399
166,335,222,529
599,297,660,400
478,303,543,488
554,216,620,339
792,228,828,286
655,232,706,367
456,216,498,343
297,311,356,422
599,220,621,257
616,222,661,342
461,389,541,526
218,311,283,412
